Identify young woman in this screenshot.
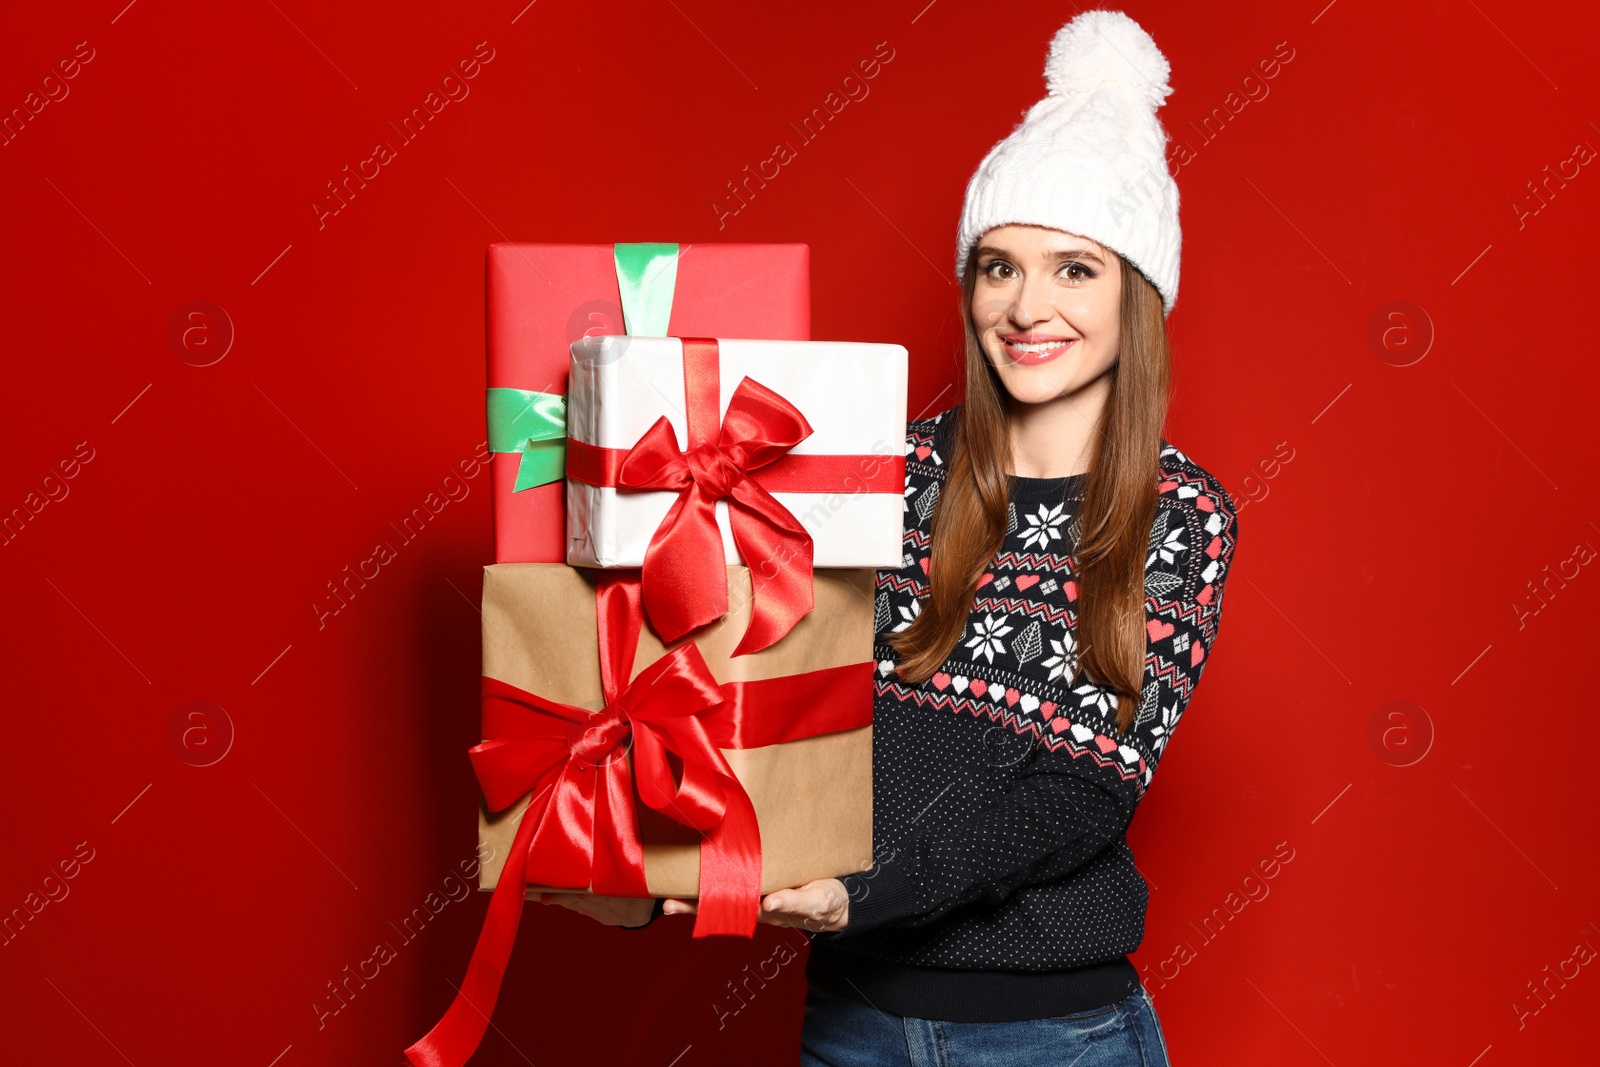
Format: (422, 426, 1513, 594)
(542, 11, 1236, 1066)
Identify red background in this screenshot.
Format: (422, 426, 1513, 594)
(4, 1, 1598, 1063)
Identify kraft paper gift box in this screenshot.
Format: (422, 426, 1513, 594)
(475, 562, 876, 900)
(487, 242, 811, 564)
(563, 334, 908, 570)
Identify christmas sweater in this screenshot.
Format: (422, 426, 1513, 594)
(805, 407, 1240, 1022)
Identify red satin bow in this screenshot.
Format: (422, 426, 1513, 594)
(479, 571, 761, 931)
(405, 574, 762, 1067)
(406, 562, 879, 1067)
(472, 649, 751, 905)
(616, 339, 817, 656)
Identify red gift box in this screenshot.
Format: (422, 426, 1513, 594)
(487, 242, 810, 562)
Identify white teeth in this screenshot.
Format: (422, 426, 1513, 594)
(1008, 339, 1074, 353)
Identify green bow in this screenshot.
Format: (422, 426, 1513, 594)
(487, 242, 679, 489)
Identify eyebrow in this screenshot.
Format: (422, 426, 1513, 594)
(975, 245, 1107, 268)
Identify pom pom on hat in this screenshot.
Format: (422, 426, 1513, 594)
(1045, 9, 1173, 109)
(955, 9, 1183, 312)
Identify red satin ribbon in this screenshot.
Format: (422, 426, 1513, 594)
(566, 337, 906, 656)
(565, 438, 905, 495)
(405, 572, 874, 1067)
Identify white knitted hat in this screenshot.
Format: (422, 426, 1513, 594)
(955, 9, 1181, 312)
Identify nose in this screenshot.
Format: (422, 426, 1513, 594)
(1009, 270, 1057, 330)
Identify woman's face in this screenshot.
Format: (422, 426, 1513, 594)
(969, 224, 1122, 408)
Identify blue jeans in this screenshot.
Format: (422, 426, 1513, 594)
(799, 983, 1172, 1066)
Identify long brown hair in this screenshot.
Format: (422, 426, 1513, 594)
(888, 244, 1171, 735)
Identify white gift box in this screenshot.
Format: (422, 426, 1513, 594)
(565, 335, 908, 569)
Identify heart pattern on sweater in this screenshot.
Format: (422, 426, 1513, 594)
(1147, 619, 1175, 641)
(915, 444, 932, 461)
(1015, 575, 1039, 590)
(952, 675, 970, 694)
(969, 679, 987, 698)
(931, 672, 952, 691)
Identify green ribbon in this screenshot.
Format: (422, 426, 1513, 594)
(487, 243, 680, 489)
(487, 387, 568, 490)
(613, 242, 679, 337)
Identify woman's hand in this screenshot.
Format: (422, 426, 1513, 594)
(661, 878, 849, 932)
(532, 891, 656, 928)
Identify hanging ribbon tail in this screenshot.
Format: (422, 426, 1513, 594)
(521, 759, 604, 889)
(725, 475, 816, 656)
(689, 776, 762, 938)
(404, 787, 543, 1067)
(518, 753, 652, 899)
(586, 752, 651, 897)
(716, 377, 815, 654)
(638, 490, 728, 642)
(619, 418, 729, 643)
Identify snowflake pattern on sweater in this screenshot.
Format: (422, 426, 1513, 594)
(818, 408, 1239, 973)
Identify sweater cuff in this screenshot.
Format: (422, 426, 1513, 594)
(837, 860, 920, 936)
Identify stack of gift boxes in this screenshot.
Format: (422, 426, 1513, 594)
(407, 243, 908, 1066)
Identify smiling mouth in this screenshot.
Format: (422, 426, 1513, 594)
(1000, 337, 1078, 365)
